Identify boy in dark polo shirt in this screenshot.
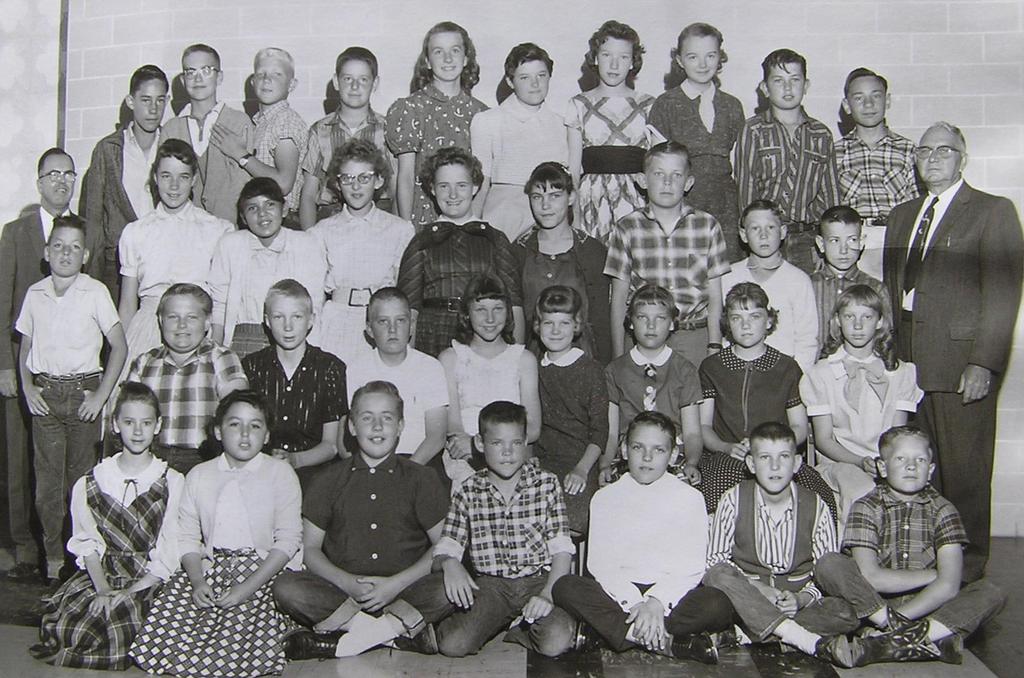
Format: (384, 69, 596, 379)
(273, 380, 450, 659)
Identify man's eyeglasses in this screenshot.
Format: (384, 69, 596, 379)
(914, 146, 961, 161)
(182, 65, 220, 80)
(38, 170, 77, 183)
(337, 172, 376, 186)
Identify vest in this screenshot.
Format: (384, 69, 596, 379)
(732, 479, 817, 592)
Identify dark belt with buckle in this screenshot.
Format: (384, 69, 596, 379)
(678, 318, 708, 331)
(422, 297, 462, 313)
(35, 371, 102, 385)
(785, 221, 817, 234)
(346, 287, 373, 307)
(864, 217, 888, 227)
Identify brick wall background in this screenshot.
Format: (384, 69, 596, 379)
(57, 0, 1024, 533)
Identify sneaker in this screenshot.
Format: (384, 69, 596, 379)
(283, 629, 342, 660)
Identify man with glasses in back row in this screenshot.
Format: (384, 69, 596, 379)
(883, 121, 1024, 584)
(0, 148, 102, 581)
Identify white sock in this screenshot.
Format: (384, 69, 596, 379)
(927, 619, 953, 642)
(774, 619, 821, 655)
(335, 613, 400, 657)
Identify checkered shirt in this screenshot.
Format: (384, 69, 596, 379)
(434, 461, 574, 578)
(253, 100, 309, 211)
(835, 130, 919, 221)
(604, 207, 729, 319)
(127, 339, 246, 449)
(300, 107, 391, 205)
(842, 484, 968, 571)
(736, 108, 840, 225)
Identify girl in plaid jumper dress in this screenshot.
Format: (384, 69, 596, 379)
(130, 391, 302, 677)
(31, 383, 184, 670)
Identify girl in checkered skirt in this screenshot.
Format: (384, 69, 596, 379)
(31, 383, 184, 670)
(130, 390, 303, 677)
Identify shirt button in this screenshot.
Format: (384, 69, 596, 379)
(903, 524, 910, 530)
(902, 552, 909, 560)
(282, 415, 289, 421)
(369, 468, 376, 474)
(546, 273, 553, 278)
(370, 493, 377, 500)
(285, 386, 292, 392)
(370, 523, 378, 530)
(371, 553, 378, 559)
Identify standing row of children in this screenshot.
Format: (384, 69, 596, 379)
(2, 13, 999, 678)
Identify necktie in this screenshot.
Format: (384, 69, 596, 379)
(902, 197, 939, 293)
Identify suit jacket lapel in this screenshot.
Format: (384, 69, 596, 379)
(28, 212, 45, 263)
(109, 132, 139, 222)
(923, 183, 971, 261)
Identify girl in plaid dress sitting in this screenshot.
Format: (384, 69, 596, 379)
(130, 390, 302, 677)
(31, 383, 184, 670)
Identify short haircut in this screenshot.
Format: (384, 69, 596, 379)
(326, 138, 390, 199)
(761, 48, 807, 81)
(586, 20, 645, 81)
(843, 67, 887, 97)
(504, 42, 553, 80)
(37, 147, 72, 175)
(643, 140, 690, 172)
(152, 138, 200, 178)
(749, 421, 797, 450)
(628, 284, 679, 321)
(924, 121, 968, 151)
(336, 46, 379, 79)
(351, 380, 405, 420)
(366, 286, 410, 322)
(625, 411, 676, 446)
(721, 282, 778, 340)
(524, 161, 574, 195)
(412, 21, 481, 93)
(478, 400, 527, 438)
(674, 23, 728, 75)
(264, 278, 313, 315)
(878, 425, 933, 460)
(535, 285, 583, 319)
(419, 146, 484, 196)
(254, 47, 295, 76)
(213, 389, 272, 430)
(237, 177, 285, 220)
(819, 205, 863, 230)
(129, 64, 169, 95)
(456, 274, 516, 345)
(741, 198, 784, 225)
(48, 214, 88, 242)
(157, 282, 212, 317)
(182, 43, 221, 68)
(113, 381, 162, 420)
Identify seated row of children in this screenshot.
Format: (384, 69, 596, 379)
(32, 366, 1005, 673)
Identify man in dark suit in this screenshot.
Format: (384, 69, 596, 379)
(883, 121, 1024, 582)
(0, 148, 101, 580)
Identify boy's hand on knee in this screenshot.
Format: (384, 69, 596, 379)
(441, 559, 478, 609)
(522, 594, 553, 623)
(627, 598, 666, 650)
(78, 390, 104, 422)
(774, 590, 799, 617)
(355, 575, 404, 612)
(22, 382, 49, 416)
(563, 469, 587, 495)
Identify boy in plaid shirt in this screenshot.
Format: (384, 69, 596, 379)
(429, 401, 575, 657)
(812, 426, 1006, 667)
(127, 283, 247, 474)
(605, 141, 730, 367)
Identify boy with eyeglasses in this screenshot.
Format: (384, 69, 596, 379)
(210, 47, 309, 228)
(162, 43, 254, 223)
(299, 47, 395, 228)
(309, 139, 414, 364)
(1, 148, 102, 582)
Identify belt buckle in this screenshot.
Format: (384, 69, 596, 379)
(446, 298, 461, 313)
(347, 288, 372, 307)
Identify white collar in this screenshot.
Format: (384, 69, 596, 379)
(216, 451, 265, 473)
(541, 347, 584, 367)
(926, 177, 964, 204)
(680, 79, 716, 101)
(629, 344, 673, 367)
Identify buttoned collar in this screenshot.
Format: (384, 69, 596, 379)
(878, 483, 940, 507)
(422, 83, 464, 103)
(630, 344, 673, 368)
(541, 347, 584, 367)
(719, 345, 780, 372)
(760, 105, 809, 128)
(817, 264, 867, 283)
(842, 127, 899, 147)
(216, 450, 265, 473)
(925, 177, 964, 203)
(125, 123, 160, 151)
(246, 225, 289, 253)
(348, 450, 400, 474)
(640, 205, 696, 233)
(755, 482, 797, 517)
(182, 100, 224, 122)
(156, 337, 217, 367)
(37, 272, 90, 300)
(153, 201, 197, 221)
(325, 107, 383, 132)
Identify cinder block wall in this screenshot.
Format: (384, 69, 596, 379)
(64, 0, 1024, 534)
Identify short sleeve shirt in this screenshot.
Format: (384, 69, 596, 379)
(303, 453, 448, 576)
(605, 346, 702, 440)
(242, 344, 348, 453)
(253, 100, 309, 212)
(843, 485, 968, 570)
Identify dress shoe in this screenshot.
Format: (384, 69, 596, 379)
(391, 622, 438, 655)
(283, 629, 343, 660)
(670, 631, 719, 664)
(815, 634, 855, 667)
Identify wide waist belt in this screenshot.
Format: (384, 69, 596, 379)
(582, 145, 645, 174)
(422, 297, 462, 313)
